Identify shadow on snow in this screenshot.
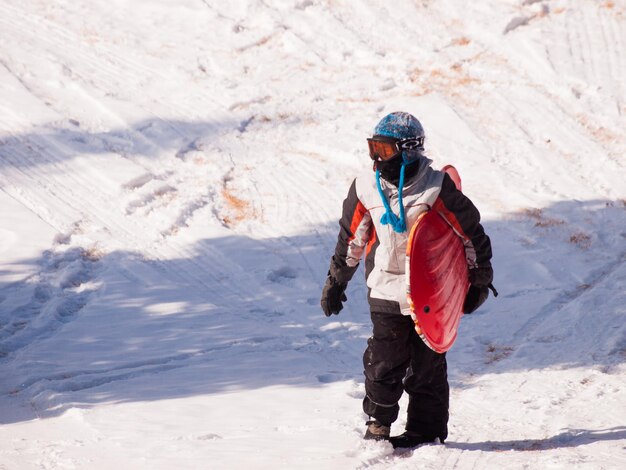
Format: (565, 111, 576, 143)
(445, 426, 626, 452)
(0, 181, 624, 427)
(0, 117, 247, 169)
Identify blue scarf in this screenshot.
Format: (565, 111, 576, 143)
(375, 155, 416, 233)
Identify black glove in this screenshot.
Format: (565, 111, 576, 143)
(321, 274, 347, 317)
(469, 266, 493, 287)
(463, 285, 489, 314)
(464, 266, 497, 314)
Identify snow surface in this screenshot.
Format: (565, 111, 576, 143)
(1, 0, 625, 468)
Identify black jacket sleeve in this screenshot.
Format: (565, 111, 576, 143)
(329, 179, 371, 284)
(437, 173, 493, 287)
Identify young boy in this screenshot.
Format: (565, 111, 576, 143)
(320, 112, 494, 448)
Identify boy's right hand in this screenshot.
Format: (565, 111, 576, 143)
(321, 274, 348, 316)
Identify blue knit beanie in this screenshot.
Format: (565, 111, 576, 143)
(373, 111, 425, 145)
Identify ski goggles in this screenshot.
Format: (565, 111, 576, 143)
(367, 136, 424, 161)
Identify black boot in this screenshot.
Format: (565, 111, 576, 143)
(389, 431, 443, 449)
(363, 420, 390, 441)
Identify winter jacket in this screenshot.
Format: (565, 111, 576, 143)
(329, 155, 492, 315)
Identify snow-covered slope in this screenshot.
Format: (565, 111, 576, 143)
(1, 0, 625, 468)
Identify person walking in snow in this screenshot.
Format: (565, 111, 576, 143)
(320, 112, 494, 448)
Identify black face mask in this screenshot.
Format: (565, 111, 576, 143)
(375, 153, 420, 186)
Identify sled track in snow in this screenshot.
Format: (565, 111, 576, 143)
(0, 156, 240, 304)
(511, 250, 626, 345)
(0, 2, 226, 116)
(0, 111, 252, 302)
(0, 4, 260, 303)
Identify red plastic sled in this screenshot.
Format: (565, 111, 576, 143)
(441, 164, 462, 191)
(405, 166, 469, 353)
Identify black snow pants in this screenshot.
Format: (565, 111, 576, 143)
(362, 310, 449, 440)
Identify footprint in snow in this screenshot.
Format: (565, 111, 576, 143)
(249, 307, 284, 318)
(0, 246, 99, 358)
(55, 294, 90, 323)
(267, 266, 298, 283)
(121, 173, 155, 190)
(316, 372, 352, 384)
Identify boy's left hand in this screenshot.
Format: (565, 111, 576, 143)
(463, 285, 489, 313)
